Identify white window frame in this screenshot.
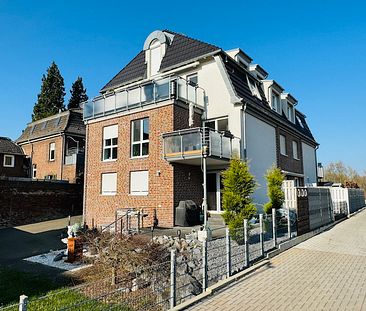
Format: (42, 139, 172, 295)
(280, 135, 287, 156)
(287, 104, 295, 123)
(131, 118, 149, 158)
(103, 125, 118, 162)
(271, 91, 280, 113)
(49, 142, 55, 161)
(3, 154, 15, 167)
(101, 172, 117, 196)
(293, 141, 299, 160)
(130, 171, 149, 196)
(204, 117, 229, 132)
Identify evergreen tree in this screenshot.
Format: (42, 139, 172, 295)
(264, 165, 285, 214)
(68, 77, 88, 109)
(221, 158, 257, 241)
(32, 62, 65, 121)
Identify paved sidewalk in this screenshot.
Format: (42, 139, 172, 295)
(189, 211, 366, 310)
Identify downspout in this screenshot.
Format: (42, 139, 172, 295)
(314, 144, 319, 185)
(60, 133, 65, 180)
(82, 123, 89, 226)
(241, 102, 247, 161)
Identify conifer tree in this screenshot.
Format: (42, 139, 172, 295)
(264, 165, 285, 214)
(32, 62, 65, 121)
(68, 77, 88, 109)
(221, 158, 257, 240)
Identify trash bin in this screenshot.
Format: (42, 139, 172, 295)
(175, 200, 201, 226)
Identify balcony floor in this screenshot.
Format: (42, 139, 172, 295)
(165, 156, 230, 167)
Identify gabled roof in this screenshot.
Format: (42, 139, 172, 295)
(16, 109, 85, 144)
(100, 30, 220, 92)
(0, 137, 24, 155)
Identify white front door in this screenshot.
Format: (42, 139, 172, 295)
(207, 172, 222, 213)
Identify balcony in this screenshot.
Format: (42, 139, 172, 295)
(83, 76, 205, 121)
(162, 127, 239, 166)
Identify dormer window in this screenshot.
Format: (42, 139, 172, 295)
(247, 76, 261, 99)
(271, 91, 280, 113)
(149, 39, 162, 76)
(287, 104, 295, 123)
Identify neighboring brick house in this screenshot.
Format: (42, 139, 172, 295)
(17, 109, 85, 183)
(0, 137, 29, 178)
(83, 30, 318, 228)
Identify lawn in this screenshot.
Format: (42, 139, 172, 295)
(0, 267, 130, 310)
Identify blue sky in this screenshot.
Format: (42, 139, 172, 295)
(0, 0, 365, 172)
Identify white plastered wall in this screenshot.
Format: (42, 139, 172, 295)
(246, 113, 277, 210)
(302, 142, 317, 184)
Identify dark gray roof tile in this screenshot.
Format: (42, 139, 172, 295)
(0, 137, 24, 155)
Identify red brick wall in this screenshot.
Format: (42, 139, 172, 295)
(84, 102, 204, 228)
(0, 179, 82, 227)
(21, 136, 78, 182)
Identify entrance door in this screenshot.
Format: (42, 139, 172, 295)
(207, 173, 222, 212)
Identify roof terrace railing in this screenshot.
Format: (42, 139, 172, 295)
(162, 127, 237, 161)
(83, 76, 205, 121)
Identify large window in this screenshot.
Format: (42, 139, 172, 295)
(292, 141, 299, 160)
(103, 125, 118, 161)
(131, 118, 149, 158)
(130, 171, 149, 196)
(287, 104, 295, 123)
(101, 172, 117, 195)
(3, 155, 14, 167)
(49, 142, 55, 161)
(280, 135, 287, 156)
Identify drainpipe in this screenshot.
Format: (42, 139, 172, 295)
(60, 133, 65, 180)
(82, 124, 89, 226)
(241, 102, 247, 161)
(315, 144, 319, 185)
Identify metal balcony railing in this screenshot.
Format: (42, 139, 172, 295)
(162, 127, 236, 161)
(83, 76, 205, 121)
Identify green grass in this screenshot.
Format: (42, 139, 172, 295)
(0, 267, 130, 311)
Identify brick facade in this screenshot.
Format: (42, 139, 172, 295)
(84, 102, 203, 228)
(20, 136, 81, 182)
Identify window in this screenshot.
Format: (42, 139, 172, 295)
(204, 117, 229, 132)
(103, 125, 118, 161)
(130, 171, 149, 196)
(150, 40, 161, 76)
(3, 155, 14, 167)
(271, 91, 280, 113)
(293, 141, 299, 160)
(131, 118, 149, 157)
(287, 104, 295, 123)
(247, 76, 261, 99)
(187, 74, 198, 103)
(280, 135, 287, 155)
(49, 142, 55, 161)
(101, 173, 117, 195)
(32, 164, 37, 178)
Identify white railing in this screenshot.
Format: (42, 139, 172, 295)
(83, 76, 205, 121)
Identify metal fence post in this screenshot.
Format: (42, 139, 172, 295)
(226, 227, 231, 278)
(287, 207, 291, 240)
(259, 214, 264, 257)
(170, 249, 177, 309)
(202, 238, 208, 291)
(19, 295, 28, 311)
(244, 219, 249, 268)
(272, 208, 277, 248)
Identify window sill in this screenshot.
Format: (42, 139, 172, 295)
(280, 153, 288, 157)
(130, 155, 149, 160)
(129, 193, 148, 196)
(3, 165, 15, 168)
(49, 159, 55, 162)
(101, 193, 117, 196)
(102, 159, 118, 163)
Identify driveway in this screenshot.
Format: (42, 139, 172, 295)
(189, 210, 366, 310)
(0, 216, 82, 277)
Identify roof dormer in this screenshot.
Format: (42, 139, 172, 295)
(226, 48, 252, 69)
(249, 64, 268, 80)
(281, 93, 297, 123)
(262, 80, 284, 114)
(143, 30, 174, 78)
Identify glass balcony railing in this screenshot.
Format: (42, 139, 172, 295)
(163, 127, 237, 161)
(83, 76, 205, 121)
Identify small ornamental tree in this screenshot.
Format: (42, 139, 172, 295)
(32, 62, 65, 121)
(221, 158, 257, 241)
(264, 165, 285, 214)
(68, 77, 88, 109)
